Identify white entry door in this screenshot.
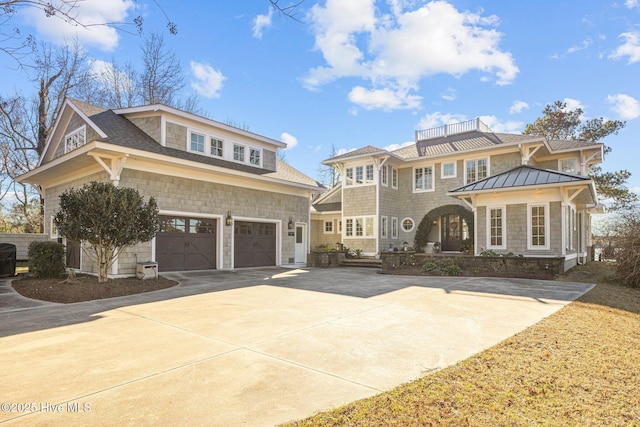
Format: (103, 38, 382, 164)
(294, 224, 306, 264)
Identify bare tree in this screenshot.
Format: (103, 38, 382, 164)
(0, 0, 177, 65)
(139, 32, 184, 106)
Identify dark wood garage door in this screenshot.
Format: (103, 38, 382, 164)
(156, 216, 216, 272)
(234, 221, 276, 268)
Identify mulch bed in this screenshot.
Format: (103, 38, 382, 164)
(12, 274, 178, 304)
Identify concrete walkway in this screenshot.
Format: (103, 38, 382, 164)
(0, 268, 593, 426)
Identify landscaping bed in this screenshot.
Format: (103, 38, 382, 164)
(12, 274, 178, 304)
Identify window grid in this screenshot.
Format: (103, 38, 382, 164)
(190, 132, 205, 153)
(234, 144, 245, 162)
(381, 165, 388, 186)
(211, 138, 223, 157)
(466, 158, 488, 184)
(324, 221, 333, 233)
(392, 168, 398, 189)
(414, 166, 434, 191)
(391, 217, 398, 239)
(381, 216, 388, 238)
(345, 219, 353, 237)
(250, 148, 261, 166)
(490, 208, 503, 247)
(531, 205, 546, 246)
(355, 166, 363, 184)
(365, 165, 374, 183)
(65, 126, 87, 152)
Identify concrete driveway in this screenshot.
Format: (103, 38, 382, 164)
(0, 268, 593, 426)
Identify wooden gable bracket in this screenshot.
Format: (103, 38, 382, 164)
(561, 186, 586, 204)
(459, 195, 476, 210)
(88, 153, 129, 186)
(519, 143, 543, 165)
(580, 150, 600, 175)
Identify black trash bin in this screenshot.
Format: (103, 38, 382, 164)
(0, 243, 17, 277)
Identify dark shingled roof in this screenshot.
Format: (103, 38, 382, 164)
(449, 165, 591, 193)
(68, 99, 319, 187)
(313, 202, 342, 212)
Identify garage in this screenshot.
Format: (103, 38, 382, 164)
(156, 216, 217, 272)
(234, 221, 277, 268)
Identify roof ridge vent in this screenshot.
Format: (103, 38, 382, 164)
(415, 118, 492, 141)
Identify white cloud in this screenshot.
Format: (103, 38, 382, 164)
(348, 86, 421, 110)
(22, 0, 135, 51)
(416, 112, 523, 133)
(335, 148, 357, 156)
(509, 100, 529, 114)
(611, 31, 640, 63)
(563, 97, 585, 112)
(478, 115, 524, 133)
(383, 140, 414, 151)
(607, 94, 640, 120)
(304, 0, 518, 111)
(626, 0, 639, 8)
(88, 59, 136, 94)
(417, 112, 468, 130)
(631, 186, 640, 194)
(252, 8, 273, 39)
(567, 38, 592, 54)
(190, 61, 226, 98)
(280, 132, 299, 149)
(441, 88, 456, 101)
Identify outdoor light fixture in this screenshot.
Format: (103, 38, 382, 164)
(225, 211, 232, 226)
(288, 217, 294, 230)
(402, 241, 409, 251)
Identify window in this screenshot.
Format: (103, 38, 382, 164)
(65, 126, 86, 152)
(442, 161, 456, 178)
(414, 166, 434, 192)
(345, 168, 353, 185)
(392, 168, 398, 189)
(381, 165, 388, 186)
(466, 158, 488, 184)
(366, 165, 374, 183)
(355, 166, 363, 184)
(344, 216, 375, 238)
(401, 218, 414, 232)
(190, 132, 205, 153)
(528, 204, 549, 249)
(381, 216, 388, 238)
(487, 207, 506, 249)
(324, 220, 333, 234)
(250, 148, 261, 166)
(345, 219, 354, 237)
(50, 216, 58, 238)
(338, 220, 342, 233)
(566, 206, 576, 250)
(211, 138, 223, 157)
(365, 217, 374, 237)
(391, 217, 398, 239)
(233, 144, 245, 162)
(560, 158, 577, 174)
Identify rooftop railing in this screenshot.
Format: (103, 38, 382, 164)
(415, 118, 491, 141)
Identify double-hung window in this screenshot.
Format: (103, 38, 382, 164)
(190, 132, 205, 153)
(381, 165, 388, 186)
(345, 219, 354, 237)
(487, 207, 506, 249)
(345, 168, 353, 185)
(250, 148, 261, 166)
(324, 221, 333, 234)
(391, 168, 398, 189)
(528, 204, 549, 250)
(466, 158, 488, 184)
(391, 217, 398, 239)
(365, 165, 374, 183)
(560, 158, 577, 174)
(414, 166, 434, 192)
(355, 166, 364, 184)
(234, 144, 245, 162)
(211, 138, 223, 157)
(442, 161, 456, 178)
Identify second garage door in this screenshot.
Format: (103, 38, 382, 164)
(234, 221, 277, 268)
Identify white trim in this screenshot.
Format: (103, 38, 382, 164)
(413, 165, 435, 193)
(323, 220, 334, 234)
(486, 205, 507, 250)
(64, 125, 87, 154)
(401, 217, 415, 233)
(294, 222, 307, 264)
(527, 203, 550, 250)
(343, 216, 375, 238)
(441, 161, 457, 179)
(558, 157, 578, 174)
(381, 164, 388, 186)
(463, 157, 490, 185)
(380, 215, 388, 238)
(391, 216, 398, 239)
(391, 167, 398, 189)
(50, 216, 58, 239)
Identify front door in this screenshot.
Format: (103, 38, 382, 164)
(294, 224, 306, 264)
(441, 214, 462, 251)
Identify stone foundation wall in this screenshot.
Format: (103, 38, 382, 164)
(381, 252, 567, 274)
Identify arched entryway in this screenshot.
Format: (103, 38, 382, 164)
(414, 204, 474, 252)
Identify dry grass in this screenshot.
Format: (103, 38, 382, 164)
(285, 262, 640, 426)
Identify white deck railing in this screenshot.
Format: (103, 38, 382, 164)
(415, 118, 491, 141)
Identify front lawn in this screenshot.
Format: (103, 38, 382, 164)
(285, 262, 640, 426)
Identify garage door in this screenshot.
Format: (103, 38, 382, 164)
(234, 221, 277, 268)
(156, 216, 217, 272)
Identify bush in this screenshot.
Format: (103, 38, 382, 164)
(614, 210, 640, 288)
(443, 264, 462, 276)
(422, 261, 438, 273)
(28, 241, 65, 278)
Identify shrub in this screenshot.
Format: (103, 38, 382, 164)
(28, 241, 65, 278)
(614, 209, 640, 288)
(443, 264, 462, 276)
(422, 261, 438, 273)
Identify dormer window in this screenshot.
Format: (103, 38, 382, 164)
(233, 144, 245, 162)
(190, 132, 205, 153)
(250, 148, 261, 166)
(65, 126, 86, 153)
(211, 138, 223, 157)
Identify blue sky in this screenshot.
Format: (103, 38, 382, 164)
(3, 0, 640, 193)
